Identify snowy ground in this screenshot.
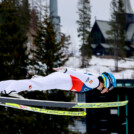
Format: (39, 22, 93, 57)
(65, 56, 134, 79)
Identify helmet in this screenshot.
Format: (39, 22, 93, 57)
(100, 72, 116, 91)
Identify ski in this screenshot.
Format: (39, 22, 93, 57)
(0, 96, 128, 108)
(0, 102, 86, 116)
(73, 100, 128, 108)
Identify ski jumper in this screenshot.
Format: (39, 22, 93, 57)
(0, 69, 99, 93)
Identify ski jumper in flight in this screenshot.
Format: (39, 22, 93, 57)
(0, 68, 116, 98)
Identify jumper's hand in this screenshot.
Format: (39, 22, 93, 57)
(53, 67, 67, 73)
(101, 88, 109, 94)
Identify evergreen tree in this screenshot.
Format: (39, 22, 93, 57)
(0, 1, 34, 133)
(31, 8, 69, 75)
(107, 0, 126, 71)
(77, 0, 92, 68)
(0, 1, 76, 133)
(30, 8, 39, 31)
(28, 7, 76, 133)
(19, 0, 31, 33)
(0, 0, 28, 80)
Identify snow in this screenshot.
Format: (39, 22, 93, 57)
(65, 56, 134, 79)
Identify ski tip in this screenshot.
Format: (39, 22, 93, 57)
(70, 111, 86, 117)
(124, 100, 129, 105)
(72, 100, 129, 109)
(77, 111, 87, 116)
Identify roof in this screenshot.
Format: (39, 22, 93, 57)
(122, 0, 134, 14)
(95, 20, 134, 42)
(95, 20, 112, 39)
(101, 43, 114, 49)
(91, 43, 132, 51)
(91, 43, 113, 49)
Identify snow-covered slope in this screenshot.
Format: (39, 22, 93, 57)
(65, 56, 134, 79)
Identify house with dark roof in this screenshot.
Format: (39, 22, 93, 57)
(91, 0, 134, 57)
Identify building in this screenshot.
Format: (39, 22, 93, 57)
(91, 0, 134, 57)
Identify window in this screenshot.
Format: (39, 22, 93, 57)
(116, 83, 123, 87)
(125, 83, 132, 87)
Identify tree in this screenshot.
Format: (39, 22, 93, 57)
(0, 0, 34, 133)
(0, 1, 76, 133)
(107, 0, 126, 71)
(19, 0, 31, 33)
(77, 0, 92, 68)
(28, 7, 76, 133)
(0, 0, 28, 80)
(30, 8, 39, 31)
(31, 8, 69, 75)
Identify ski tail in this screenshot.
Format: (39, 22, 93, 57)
(0, 102, 86, 116)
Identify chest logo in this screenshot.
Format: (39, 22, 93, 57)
(89, 80, 93, 84)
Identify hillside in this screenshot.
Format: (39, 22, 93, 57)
(65, 56, 134, 79)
